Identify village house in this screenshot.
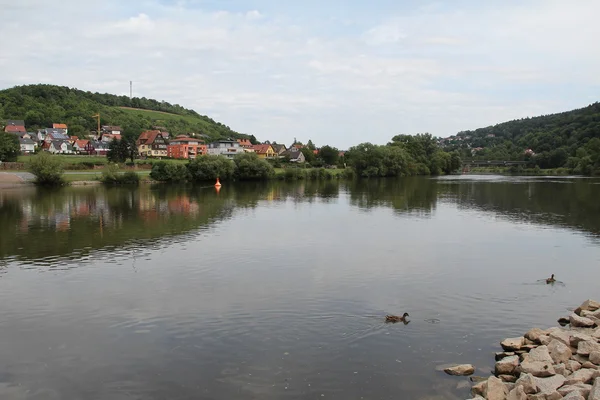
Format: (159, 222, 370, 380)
(52, 123, 68, 133)
(237, 138, 253, 148)
(249, 144, 276, 159)
(83, 141, 109, 156)
(207, 139, 245, 159)
(4, 120, 26, 134)
(282, 149, 305, 163)
(167, 135, 207, 159)
(19, 137, 36, 153)
(271, 144, 287, 156)
(49, 140, 74, 154)
(101, 134, 121, 143)
(44, 128, 69, 142)
(101, 125, 122, 135)
(137, 130, 168, 158)
(73, 139, 90, 154)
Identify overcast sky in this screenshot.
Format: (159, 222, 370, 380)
(2, 0, 599, 148)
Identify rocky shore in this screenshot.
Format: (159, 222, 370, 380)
(447, 299, 600, 400)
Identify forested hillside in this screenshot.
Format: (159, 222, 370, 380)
(442, 102, 600, 173)
(0, 84, 247, 141)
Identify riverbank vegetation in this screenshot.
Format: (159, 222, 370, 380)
(28, 152, 65, 186)
(0, 132, 20, 162)
(100, 164, 140, 185)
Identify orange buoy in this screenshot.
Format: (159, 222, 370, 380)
(215, 177, 222, 187)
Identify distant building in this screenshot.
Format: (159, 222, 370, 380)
(53, 123, 68, 134)
(237, 138, 253, 148)
(101, 125, 122, 135)
(73, 139, 90, 154)
(167, 135, 207, 159)
(44, 130, 69, 142)
(524, 148, 536, 156)
(101, 134, 121, 143)
(487, 134, 496, 138)
(48, 140, 74, 154)
(207, 139, 245, 159)
(271, 144, 287, 156)
(249, 144, 276, 159)
(4, 120, 26, 133)
(19, 138, 36, 153)
(282, 149, 305, 163)
(137, 130, 168, 158)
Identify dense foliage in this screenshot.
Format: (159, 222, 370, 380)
(28, 152, 65, 185)
(345, 134, 461, 178)
(443, 102, 600, 174)
(233, 153, 274, 180)
(107, 138, 138, 163)
(0, 132, 20, 162)
(0, 84, 248, 141)
(101, 164, 140, 185)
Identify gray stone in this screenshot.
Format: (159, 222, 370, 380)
(472, 380, 487, 397)
(500, 375, 518, 383)
(531, 374, 566, 395)
(562, 392, 585, 400)
(507, 385, 527, 400)
(444, 364, 475, 376)
(515, 373, 539, 395)
(540, 335, 552, 346)
(578, 340, 600, 356)
(497, 351, 517, 361)
(564, 368, 596, 385)
(570, 313, 596, 328)
(526, 328, 548, 344)
(528, 346, 554, 363)
(571, 355, 589, 364)
(502, 337, 526, 351)
(581, 309, 600, 319)
(566, 360, 582, 373)
(548, 339, 573, 364)
(485, 376, 509, 400)
(570, 332, 595, 348)
(575, 299, 600, 315)
(591, 377, 600, 400)
(590, 351, 600, 365)
(558, 383, 592, 398)
(550, 330, 572, 347)
(521, 360, 556, 377)
(554, 363, 567, 376)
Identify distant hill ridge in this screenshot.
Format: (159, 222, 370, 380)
(0, 84, 248, 141)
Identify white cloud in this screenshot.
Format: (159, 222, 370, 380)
(1, 0, 599, 148)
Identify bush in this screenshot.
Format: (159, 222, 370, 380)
(119, 171, 140, 184)
(284, 168, 306, 180)
(187, 155, 234, 182)
(101, 164, 140, 184)
(233, 153, 275, 180)
(28, 152, 65, 186)
(0, 133, 20, 162)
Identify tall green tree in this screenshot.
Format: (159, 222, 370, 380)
(107, 138, 129, 163)
(0, 133, 20, 162)
(319, 145, 339, 165)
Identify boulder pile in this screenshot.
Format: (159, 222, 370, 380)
(466, 299, 600, 400)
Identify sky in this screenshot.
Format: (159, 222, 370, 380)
(1, 0, 599, 149)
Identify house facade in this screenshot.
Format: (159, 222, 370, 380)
(237, 138, 253, 148)
(282, 149, 305, 163)
(250, 144, 276, 159)
(19, 138, 36, 153)
(137, 130, 168, 158)
(167, 135, 207, 159)
(272, 144, 287, 156)
(73, 139, 90, 154)
(49, 140, 74, 154)
(207, 140, 245, 159)
(53, 123, 68, 134)
(101, 125, 122, 135)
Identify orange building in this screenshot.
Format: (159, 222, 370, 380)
(167, 135, 207, 159)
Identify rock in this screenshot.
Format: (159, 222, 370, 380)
(507, 385, 527, 400)
(497, 352, 517, 361)
(496, 356, 521, 375)
(558, 383, 592, 398)
(500, 375, 518, 383)
(526, 328, 548, 344)
(575, 299, 600, 315)
(529, 346, 556, 363)
(558, 317, 571, 326)
(545, 391, 563, 400)
(581, 309, 600, 319)
(566, 360, 582, 373)
(570, 313, 596, 328)
(472, 380, 488, 397)
(570, 332, 595, 348)
(540, 335, 552, 346)
(471, 376, 489, 383)
(548, 339, 573, 364)
(502, 337, 526, 351)
(554, 364, 567, 376)
(572, 355, 589, 364)
(590, 352, 600, 365)
(582, 361, 598, 369)
(515, 373, 539, 395)
(564, 368, 596, 385)
(593, 328, 600, 340)
(578, 340, 600, 356)
(520, 360, 556, 377)
(444, 364, 475, 376)
(591, 377, 600, 400)
(532, 374, 566, 395)
(562, 392, 585, 400)
(550, 330, 572, 347)
(486, 376, 509, 400)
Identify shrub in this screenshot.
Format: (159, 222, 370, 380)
(187, 155, 234, 182)
(28, 152, 65, 186)
(233, 153, 275, 180)
(284, 168, 306, 180)
(101, 164, 140, 184)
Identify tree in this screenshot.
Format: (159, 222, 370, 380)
(28, 152, 65, 185)
(319, 145, 339, 166)
(249, 135, 259, 145)
(300, 147, 315, 164)
(233, 152, 275, 180)
(306, 140, 316, 150)
(107, 138, 129, 163)
(0, 133, 20, 162)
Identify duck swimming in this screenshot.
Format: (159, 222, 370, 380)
(546, 274, 556, 284)
(385, 312, 409, 323)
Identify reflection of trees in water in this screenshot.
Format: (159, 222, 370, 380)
(437, 178, 600, 236)
(345, 177, 438, 217)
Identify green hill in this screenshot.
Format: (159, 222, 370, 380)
(0, 84, 251, 141)
(441, 102, 600, 173)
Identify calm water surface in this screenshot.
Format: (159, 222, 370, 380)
(1, 176, 600, 400)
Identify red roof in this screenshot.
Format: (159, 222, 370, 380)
(250, 144, 272, 154)
(238, 139, 252, 147)
(75, 139, 89, 148)
(53, 123, 68, 129)
(5, 125, 26, 133)
(137, 130, 162, 145)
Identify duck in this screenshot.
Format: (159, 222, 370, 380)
(546, 274, 556, 284)
(385, 312, 409, 323)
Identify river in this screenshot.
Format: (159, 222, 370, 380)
(1, 176, 599, 399)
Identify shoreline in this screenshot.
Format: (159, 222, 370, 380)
(444, 299, 600, 399)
